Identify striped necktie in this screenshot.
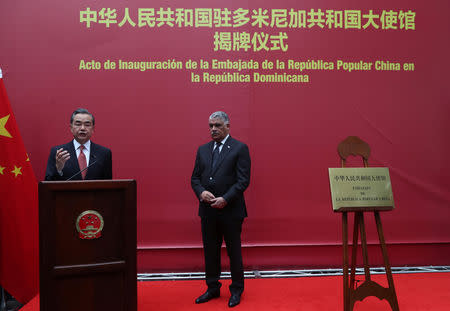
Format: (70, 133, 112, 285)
(78, 145, 87, 179)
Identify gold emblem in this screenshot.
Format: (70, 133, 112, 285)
(76, 210, 104, 239)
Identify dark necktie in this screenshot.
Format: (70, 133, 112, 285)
(211, 142, 222, 169)
(78, 145, 87, 179)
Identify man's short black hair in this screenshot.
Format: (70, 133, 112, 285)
(70, 108, 95, 125)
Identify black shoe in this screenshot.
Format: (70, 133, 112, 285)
(195, 290, 220, 304)
(228, 294, 241, 308)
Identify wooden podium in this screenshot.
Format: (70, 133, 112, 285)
(39, 180, 137, 311)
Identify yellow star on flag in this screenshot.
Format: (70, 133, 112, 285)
(0, 114, 13, 138)
(11, 165, 22, 177)
(0, 165, 5, 175)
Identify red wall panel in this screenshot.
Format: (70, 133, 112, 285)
(1, 0, 449, 271)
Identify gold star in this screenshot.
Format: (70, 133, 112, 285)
(0, 165, 5, 175)
(0, 114, 13, 138)
(11, 166, 22, 177)
(26, 153, 30, 161)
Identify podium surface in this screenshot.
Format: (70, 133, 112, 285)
(39, 180, 137, 311)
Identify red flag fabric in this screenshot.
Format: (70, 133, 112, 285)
(0, 77, 38, 303)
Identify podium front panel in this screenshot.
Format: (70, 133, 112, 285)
(39, 180, 137, 311)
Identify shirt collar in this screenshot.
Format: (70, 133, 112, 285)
(217, 134, 229, 146)
(73, 139, 91, 152)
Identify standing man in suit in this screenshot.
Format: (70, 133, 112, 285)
(191, 111, 251, 308)
(45, 108, 112, 181)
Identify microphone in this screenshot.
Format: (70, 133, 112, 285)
(67, 154, 98, 181)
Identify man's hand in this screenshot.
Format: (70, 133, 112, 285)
(210, 197, 227, 209)
(200, 191, 215, 204)
(55, 148, 70, 172)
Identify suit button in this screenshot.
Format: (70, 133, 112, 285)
(209, 177, 213, 180)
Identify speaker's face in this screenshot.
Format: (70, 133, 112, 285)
(70, 113, 94, 144)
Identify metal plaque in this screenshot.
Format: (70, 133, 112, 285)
(328, 167, 394, 211)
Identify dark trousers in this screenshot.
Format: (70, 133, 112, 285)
(201, 216, 244, 295)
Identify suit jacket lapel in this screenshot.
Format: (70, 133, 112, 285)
(63, 141, 81, 179)
(206, 141, 214, 174)
(67, 141, 79, 172)
(85, 142, 94, 179)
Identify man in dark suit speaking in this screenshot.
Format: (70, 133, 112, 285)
(191, 111, 251, 308)
(45, 108, 112, 181)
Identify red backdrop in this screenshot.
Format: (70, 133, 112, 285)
(1, 0, 449, 273)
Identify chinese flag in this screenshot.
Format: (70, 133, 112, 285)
(0, 77, 38, 303)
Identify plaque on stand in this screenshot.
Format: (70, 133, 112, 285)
(330, 136, 399, 311)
